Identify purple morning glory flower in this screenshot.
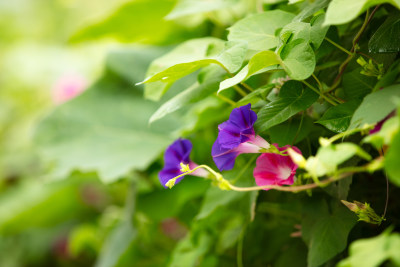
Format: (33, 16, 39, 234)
(159, 138, 207, 188)
(212, 104, 270, 171)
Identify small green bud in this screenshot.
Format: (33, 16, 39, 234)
(341, 200, 384, 225)
(319, 137, 330, 147)
(287, 148, 306, 168)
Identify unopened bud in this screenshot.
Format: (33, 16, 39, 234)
(287, 148, 306, 168)
(319, 137, 330, 147)
(341, 200, 384, 225)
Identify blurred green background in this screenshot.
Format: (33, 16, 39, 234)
(0, 0, 254, 266)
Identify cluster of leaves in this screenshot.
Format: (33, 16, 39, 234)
(2, 0, 400, 267)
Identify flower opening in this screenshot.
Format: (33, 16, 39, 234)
(159, 138, 207, 188)
(253, 144, 302, 190)
(212, 104, 270, 171)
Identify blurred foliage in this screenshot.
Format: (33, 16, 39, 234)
(1, 0, 400, 267)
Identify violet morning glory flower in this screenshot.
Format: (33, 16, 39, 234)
(253, 144, 302, 190)
(159, 138, 207, 188)
(212, 104, 270, 171)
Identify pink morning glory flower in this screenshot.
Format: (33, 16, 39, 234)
(253, 144, 302, 190)
(159, 138, 207, 188)
(52, 73, 87, 104)
(212, 104, 270, 171)
(369, 111, 396, 134)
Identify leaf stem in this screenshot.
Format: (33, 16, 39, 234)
(330, 5, 380, 91)
(302, 80, 338, 106)
(324, 37, 353, 56)
(240, 82, 254, 92)
(214, 93, 237, 107)
(234, 85, 247, 97)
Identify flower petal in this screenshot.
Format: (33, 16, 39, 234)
(228, 103, 257, 130)
(164, 138, 192, 166)
(159, 168, 183, 188)
(253, 145, 301, 190)
(212, 141, 240, 171)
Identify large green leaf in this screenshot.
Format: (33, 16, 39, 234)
(349, 84, 400, 129)
(293, 0, 330, 21)
(218, 50, 280, 92)
(279, 38, 316, 80)
(384, 113, 400, 186)
(281, 14, 328, 49)
(338, 230, 400, 267)
(268, 116, 313, 146)
(228, 10, 295, 51)
(255, 81, 318, 132)
(70, 0, 195, 44)
(35, 78, 180, 183)
(342, 68, 376, 100)
(150, 66, 226, 123)
(141, 38, 246, 101)
(106, 47, 168, 85)
(302, 199, 357, 267)
(324, 0, 400, 26)
(168, 231, 213, 267)
(316, 101, 361, 133)
(309, 143, 371, 176)
(369, 13, 400, 53)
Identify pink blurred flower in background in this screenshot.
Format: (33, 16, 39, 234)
(52, 73, 87, 104)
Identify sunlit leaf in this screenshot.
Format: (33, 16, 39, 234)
(228, 10, 295, 51)
(255, 81, 318, 132)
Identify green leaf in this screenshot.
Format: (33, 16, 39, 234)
(70, 0, 187, 44)
(307, 143, 371, 176)
(310, 14, 330, 49)
(279, 38, 316, 80)
(35, 78, 180, 183)
(280, 14, 328, 49)
(168, 231, 213, 267)
(302, 200, 357, 267)
(342, 68, 376, 100)
(349, 84, 400, 129)
(166, 0, 239, 19)
(237, 84, 275, 105)
(141, 38, 247, 101)
(268, 116, 313, 146)
(338, 230, 400, 267)
(316, 101, 361, 133)
(218, 50, 280, 92)
(106, 47, 168, 85)
(369, 13, 400, 53)
(384, 114, 400, 186)
(195, 187, 245, 220)
(279, 22, 311, 45)
(363, 116, 399, 149)
(324, 0, 400, 26)
(95, 186, 136, 267)
(228, 10, 295, 51)
(150, 66, 226, 123)
(293, 0, 330, 21)
(255, 81, 318, 132)
(137, 178, 209, 222)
